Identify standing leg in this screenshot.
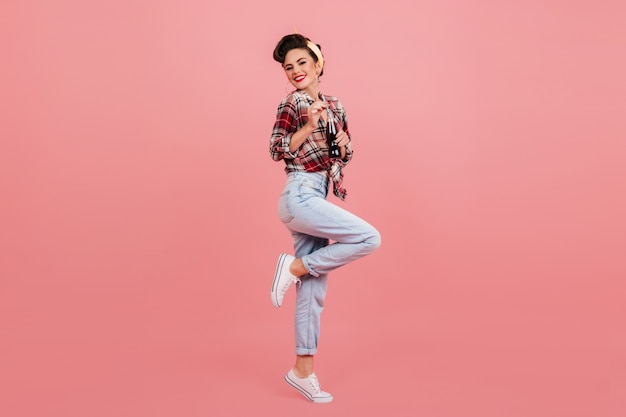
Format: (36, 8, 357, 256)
(284, 231, 333, 403)
(290, 231, 328, 360)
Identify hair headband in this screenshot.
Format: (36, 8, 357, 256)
(306, 40, 324, 70)
(294, 28, 324, 69)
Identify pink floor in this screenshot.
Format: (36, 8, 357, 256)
(2, 1, 625, 416)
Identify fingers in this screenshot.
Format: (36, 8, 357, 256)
(335, 130, 351, 147)
(309, 102, 328, 115)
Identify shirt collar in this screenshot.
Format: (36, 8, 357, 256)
(295, 90, 338, 104)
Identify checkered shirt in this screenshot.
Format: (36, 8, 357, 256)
(269, 90, 353, 200)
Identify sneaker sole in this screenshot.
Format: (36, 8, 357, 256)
(271, 253, 290, 308)
(284, 374, 334, 403)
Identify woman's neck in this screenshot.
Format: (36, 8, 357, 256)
(301, 86, 321, 101)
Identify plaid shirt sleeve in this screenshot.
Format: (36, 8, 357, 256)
(269, 95, 300, 161)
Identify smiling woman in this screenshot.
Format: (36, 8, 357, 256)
(268, 33, 382, 404)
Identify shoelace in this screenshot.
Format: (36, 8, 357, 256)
(280, 277, 301, 298)
(307, 373, 322, 394)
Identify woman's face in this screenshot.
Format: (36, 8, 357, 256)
(283, 48, 321, 92)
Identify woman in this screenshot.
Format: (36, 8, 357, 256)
(269, 33, 381, 403)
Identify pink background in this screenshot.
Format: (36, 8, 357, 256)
(1, 1, 625, 416)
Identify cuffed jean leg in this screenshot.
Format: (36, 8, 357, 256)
(292, 233, 328, 355)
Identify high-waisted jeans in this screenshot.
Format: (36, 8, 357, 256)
(278, 171, 381, 355)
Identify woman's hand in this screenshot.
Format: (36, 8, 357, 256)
(307, 101, 328, 128)
(335, 130, 350, 147)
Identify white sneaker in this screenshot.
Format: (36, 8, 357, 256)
(285, 369, 333, 403)
(271, 253, 300, 308)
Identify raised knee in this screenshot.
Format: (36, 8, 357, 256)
(365, 229, 381, 253)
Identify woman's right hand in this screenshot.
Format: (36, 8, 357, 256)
(307, 101, 328, 128)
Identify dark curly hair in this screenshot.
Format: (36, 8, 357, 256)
(273, 34, 324, 76)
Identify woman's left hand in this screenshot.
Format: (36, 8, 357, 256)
(335, 130, 350, 147)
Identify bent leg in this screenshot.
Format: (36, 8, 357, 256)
(289, 196, 381, 277)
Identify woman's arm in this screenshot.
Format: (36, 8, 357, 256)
(270, 96, 329, 160)
(287, 99, 330, 152)
(269, 97, 299, 161)
(287, 124, 315, 153)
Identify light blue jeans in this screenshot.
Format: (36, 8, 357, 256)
(278, 171, 381, 355)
